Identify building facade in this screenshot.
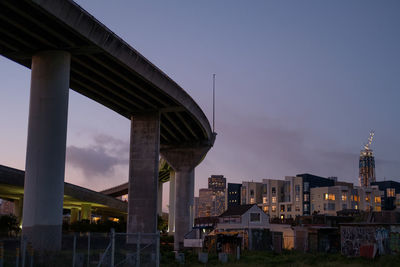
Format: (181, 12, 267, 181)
(241, 181, 263, 205)
(371, 181, 400, 210)
(227, 183, 242, 208)
(359, 149, 376, 187)
(196, 175, 227, 218)
(208, 175, 226, 216)
(310, 185, 383, 215)
(260, 174, 336, 219)
(197, 189, 214, 217)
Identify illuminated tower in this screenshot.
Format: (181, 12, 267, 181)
(359, 132, 376, 187)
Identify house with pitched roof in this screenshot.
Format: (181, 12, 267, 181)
(216, 204, 269, 231)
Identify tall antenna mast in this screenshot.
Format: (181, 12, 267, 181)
(213, 74, 216, 133)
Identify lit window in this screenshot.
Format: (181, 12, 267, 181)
(374, 196, 381, 203)
(324, 194, 335, 201)
(263, 197, 267, 204)
(271, 206, 276, 212)
(341, 193, 347, 201)
(263, 206, 269, 212)
(272, 197, 277, 204)
(387, 188, 395, 197)
(250, 198, 255, 204)
(304, 194, 310, 201)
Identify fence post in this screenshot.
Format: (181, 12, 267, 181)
(15, 247, 19, 267)
(72, 234, 77, 267)
(87, 232, 90, 267)
(0, 241, 4, 267)
(28, 243, 33, 267)
(136, 233, 140, 267)
(156, 232, 160, 267)
(21, 237, 26, 267)
(110, 229, 115, 267)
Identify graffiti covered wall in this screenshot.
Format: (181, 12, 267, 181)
(341, 225, 399, 257)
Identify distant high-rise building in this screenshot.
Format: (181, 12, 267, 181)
(208, 175, 226, 216)
(198, 189, 213, 217)
(196, 175, 227, 218)
(208, 175, 226, 192)
(227, 183, 242, 208)
(359, 132, 376, 187)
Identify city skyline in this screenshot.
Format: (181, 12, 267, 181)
(1, 0, 400, 212)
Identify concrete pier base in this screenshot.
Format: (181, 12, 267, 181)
(22, 50, 70, 251)
(128, 112, 160, 235)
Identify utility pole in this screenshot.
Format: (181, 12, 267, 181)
(213, 74, 216, 133)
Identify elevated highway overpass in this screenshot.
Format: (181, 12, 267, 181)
(0, 0, 215, 251)
(0, 165, 127, 221)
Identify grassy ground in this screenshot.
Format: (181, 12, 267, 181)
(160, 250, 400, 267)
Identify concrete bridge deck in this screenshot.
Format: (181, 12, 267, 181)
(0, 0, 214, 147)
(0, 164, 127, 216)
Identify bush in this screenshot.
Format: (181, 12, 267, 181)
(0, 214, 20, 237)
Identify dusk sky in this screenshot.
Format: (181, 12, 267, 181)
(1, 0, 400, 211)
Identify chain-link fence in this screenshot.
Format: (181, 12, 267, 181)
(0, 230, 160, 267)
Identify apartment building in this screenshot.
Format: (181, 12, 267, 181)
(260, 174, 335, 219)
(371, 180, 400, 210)
(310, 185, 383, 215)
(241, 181, 263, 205)
(261, 176, 304, 220)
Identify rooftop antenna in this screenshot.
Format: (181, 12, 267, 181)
(213, 74, 216, 133)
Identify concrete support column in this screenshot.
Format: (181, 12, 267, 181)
(168, 171, 175, 234)
(161, 146, 211, 251)
(157, 182, 163, 216)
(128, 112, 160, 234)
(70, 208, 79, 223)
(174, 168, 194, 250)
(81, 204, 92, 221)
(22, 51, 70, 251)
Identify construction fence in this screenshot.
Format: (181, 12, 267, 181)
(0, 230, 159, 267)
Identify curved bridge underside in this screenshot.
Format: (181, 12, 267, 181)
(0, 0, 214, 148)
